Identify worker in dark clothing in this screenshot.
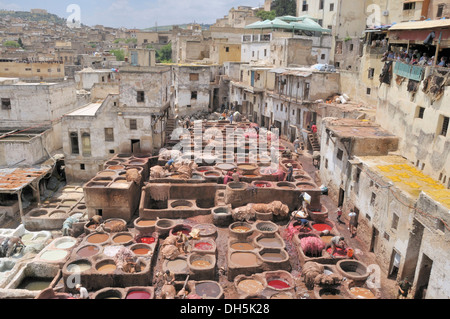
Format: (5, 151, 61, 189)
(397, 277, 412, 299)
(286, 163, 294, 182)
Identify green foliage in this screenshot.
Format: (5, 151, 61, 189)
(256, 10, 277, 21)
(3, 40, 20, 48)
(17, 38, 24, 48)
(0, 10, 67, 25)
(271, 0, 297, 17)
(156, 43, 172, 63)
(110, 49, 125, 61)
(125, 38, 137, 44)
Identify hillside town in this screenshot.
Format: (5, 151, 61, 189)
(0, 1, 448, 301)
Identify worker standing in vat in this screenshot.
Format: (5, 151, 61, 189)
(397, 277, 412, 299)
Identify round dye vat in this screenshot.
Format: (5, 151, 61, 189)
(77, 245, 100, 257)
(126, 291, 151, 299)
(87, 233, 109, 244)
(312, 223, 333, 232)
(350, 287, 375, 299)
(55, 239, 76, 249)
(67, 261, 91, 273)
(40, 250, 68, 261)
(230, 252, 258, 266)
(113, 234, 133, 244)
(238, 279, 264, 295)
(97, 171, 116, 177)
(133, 248, 150, 255)
(194, 242, 213, 251)
(104, 220, 125, 230)
(320, 288, 345, 299)
(191, 260, 212, 268)
(267, 279, 290, 289)
(195, 282, 221, 298)
(230, 242, 254, 250)
(166, 259, 188, 272)
(137, 236, 155, 244)
(97, 263, 117, 274)
(257, 237, 283, 248)
(232, 226, 251, 233)
(137, 220, 156, 227)
(321, 235, 334, 244)
(260, 252, 284, 262)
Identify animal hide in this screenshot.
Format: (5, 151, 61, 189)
(126, 168, 142, 185)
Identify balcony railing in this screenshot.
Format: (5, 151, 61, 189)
(393, 61, 425, 82)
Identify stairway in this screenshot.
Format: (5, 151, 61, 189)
(165, 117, 176, 145)
(308, 132, 320, 152)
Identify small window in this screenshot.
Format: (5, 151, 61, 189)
(383, 232, 390, 241)
(37, 69, 41, 73)
(321, 53, 326, 60)
(80, 164, 85, 170)
(189, 73, 199, 81)
(330, 3, 335, 11)
(403, 2, 415, 10)
(191, 91, 198, 100)
(391, 213, 399, 230)
(302, 0, 308, 11)
(440, 116, 449, 136)
(368, 68, 375, 79)
(109, 149, 115, 154)
(1, 98, 11, 110)
(367, 87, 371, 95)
(225, 47, 230, 52)
(57, 68, 61, 72)
(349, 44, 354, 51)
(437, 4, 444, 17)
(104, 128, 114, 142)
(319, 0, 324, 10)
(355, 167, 361, 182)
(370, 192, 376, 206)
(130, 119, 137, 130)
(325, 159, 328, 168)
(416, 107, 425, 119)
(337, 148, 343, 160)
(187, 105, 191, 108)
(137, 91, 145, 102)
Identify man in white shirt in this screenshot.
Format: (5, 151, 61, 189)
(76, 284, 89, 299)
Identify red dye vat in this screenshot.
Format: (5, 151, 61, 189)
(326, 247, 347, 256)
(194, 242, 213, 250)
(312, 224, 332, 232)
(137, 237, 155, 244)
(126, 291, 151, 299)
(268, 280, 290, 289)
(255, 183, 271, 188)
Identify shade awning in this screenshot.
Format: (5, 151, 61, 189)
(389, 19, 450, 31)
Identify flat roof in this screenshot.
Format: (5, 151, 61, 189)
(326, 118, 396, 139)
(66, 102, 103, 117)
(358, 155, 450, 209)
(0, 166, 51, 192)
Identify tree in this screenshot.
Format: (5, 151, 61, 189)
(256, 10, 277, 21)
(271, 0, 297, 17)
(156, 43, 172, 63)
(110, 49, 125, 61)
(3, 40, 20, 48)
(17, 37, 24, 48)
